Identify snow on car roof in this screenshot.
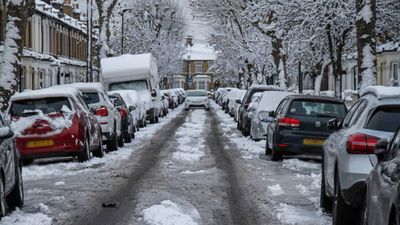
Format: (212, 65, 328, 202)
(10, 87, 81, 102)
(249, 85, 284, 91)
(256, 91, 296, 113)
(57, 83, 104, 92)
(360, 86, 400, 99)
(108, 90, 140, 105)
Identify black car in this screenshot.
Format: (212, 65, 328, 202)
(266, 95, 347, 161)
(362, 128, 400, 225)
(0, 115, 24, 218)
(108, 93, 135, 143)
(237, 86, 283, 136)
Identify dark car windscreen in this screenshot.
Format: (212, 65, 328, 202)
(10, 97, 71, 116)
(186, 91, 207, 97)
(288, 100, 347, 118)
(82, 92, 100, 104)
(365, 106, 400, 132)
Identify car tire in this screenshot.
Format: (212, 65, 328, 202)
(156, 116, 159, 123)
(78, 137, 91, 162)
(124, 132, 132, 143)
(6, 164, 24, 209)
(320, 164, 333, 212)
(22, 159, 33, 166)
(265, 139, 271, 156)
(270, 139, 282, 161)
(389, 210, 397, 225)
(107, 132, 118, 152)
(333, 172, 358, 225)
(118, 131, 124, 148)
(0, 176, 7, 219)
(93, 133, 104, 158)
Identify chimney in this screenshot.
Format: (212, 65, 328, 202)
(51, 0, 64, 11)
(72, 8, 81, 20)
(186, 36, 193, 47)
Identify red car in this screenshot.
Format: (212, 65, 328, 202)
(8, 87, 104, 164)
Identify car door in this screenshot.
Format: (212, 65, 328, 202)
(76, 95, 97, 147)
(366, 131, 400, 225)
(0, 116, 15, 193)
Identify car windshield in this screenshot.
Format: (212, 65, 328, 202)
(10, 97, 72, 116)
(186, 91, 207, 97)
(288, 100, 347, 118)
(110, 80, 149, 91)
(82, 92, 100, 104)
(365, 106, 400, 132)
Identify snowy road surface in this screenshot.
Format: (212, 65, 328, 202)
(1, 104, 332, 225)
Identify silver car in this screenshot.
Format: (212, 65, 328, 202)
(185, 90, 210, 110)
(321, 86, 400, 225)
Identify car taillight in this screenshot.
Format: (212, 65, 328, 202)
(118, 108, 127, 119)
(279, 117, 300, 127)
(346, 133, 379, 154)
(95, 106, 109, 117)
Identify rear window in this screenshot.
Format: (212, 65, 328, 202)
(288, 100, 347, 118)
(82, 92, 100, 104)
(10, 97, 72, 116)
(186, 91, 207, 97)
(365, 106, 400, 132)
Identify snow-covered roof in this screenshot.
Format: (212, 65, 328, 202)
(108, 90, 140, 105)
(10, 87, 81, 102)
(360, 86, 400, 99)
(101, 53, 158, 82)
(256, 91, 296, 114)
(35, 0, 87, 34)
(57, 83, 104, 92)
(377, 41, 400, 53)
(183, 43, 217, 61)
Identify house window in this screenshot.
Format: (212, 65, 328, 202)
(195, 62, 202, 73)
(391, 62, 399, 86)
(198, 81, 206, 90)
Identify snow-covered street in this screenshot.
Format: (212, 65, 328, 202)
(0, 103, 335, 225)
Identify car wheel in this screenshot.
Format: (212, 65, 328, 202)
(320, 164, 333, 212)
(6, 164, 24, 209)
(389, 210, 397, 225)
(265, 139, 271, 156)
(156, 116, 159, 123)
(124, 132, 132, 143)
(118, 131, 124, 148)
(270, 138, 282, 161)
(22, 159, 33, 166)
(107, 132, 118, 152)
(0, 176, 7, 219)
(333, 171, 358, 225)
(78, 137, 91, 162)
(93, 132, 104, 158)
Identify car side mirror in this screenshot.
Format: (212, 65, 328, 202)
(113, 99, 123, 107)
(129, 106, 136, 112)
(0, 127, 14, 139)
(375, 138, 390, 161)
(327, 118, 342, 131)
(268, 111, 275, 117)
(236, 99, 241, 104)
(151, 90, 157, 98)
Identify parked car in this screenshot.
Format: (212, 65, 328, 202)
(8, 87, 104, 163)
(0, 114, 24, 218)
(227, 89, 246, 118)
(108, 93, 135, 143)
(222, 88, 238, 111)
(59, 83, 122, 151)
(238, 85, 283, 136)
(161, 90, 176, 109)
(109, 90, 146, 129)
(266, 95, 347, 161)
(185, 90, 210, 110)
(362, 128, 400, 225)
(250, 91, 295, 141)
(321, 86, 400, 225)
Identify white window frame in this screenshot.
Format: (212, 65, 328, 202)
(195, 62, 202, 73)
(391, 61, 399, 86)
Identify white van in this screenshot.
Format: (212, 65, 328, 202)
(101, 53, 161, 124)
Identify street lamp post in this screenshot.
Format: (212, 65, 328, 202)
(121, 8, 133, 54)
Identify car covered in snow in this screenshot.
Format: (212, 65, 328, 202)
(226, 89, 246, 118)
(0, 114, 24, 218)
(8, 87, 104, 163)
(185, 90, 210, 110)
(108, 92, 135, 143)
(266, 95, 347, 161)
(250, 91, 295, 141)
(238, 85, 283, 137)
(321, 86, 400, 225)
(58, 83, 122, 151)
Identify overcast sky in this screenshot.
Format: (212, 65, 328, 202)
(177, 0, 210, 44)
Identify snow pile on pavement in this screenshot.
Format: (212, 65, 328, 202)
(276, 203, 330, 225)
(0, 209, 52, 225)
(267, 184, 284, 196)
(282, 159, 320, 172)
(142, 200, 201, 225)
(172, 110, 206, 162)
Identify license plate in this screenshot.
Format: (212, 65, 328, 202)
(303, 139, 325, 146)
(26, 140, 54, 148)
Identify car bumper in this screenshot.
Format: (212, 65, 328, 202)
(185, 102, 210, 109)
(276, 131, 329, 156)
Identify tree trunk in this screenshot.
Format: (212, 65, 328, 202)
(356, 0, 377, 92)
(0, 0, 34, 111)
